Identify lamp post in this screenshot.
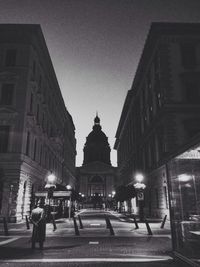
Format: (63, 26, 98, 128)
(111, 191, 116, 210)
(134, 173, 146, 222)
(45, 172, 56, 221)
(66, 184, 72, 220)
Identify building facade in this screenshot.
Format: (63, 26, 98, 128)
(76, 115, 117, 206)
(114, 22, 200, 265)
(0, 24, 76, 222)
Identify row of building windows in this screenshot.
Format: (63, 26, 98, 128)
(118, 42, 200, 168)
(5, 49, 17, 67)
(0, 125, 62, 178)
(28, 89, 75, 160)
(148, 186, 168, 210)
(25, 131, 61, 173)
(29, 91, 57, 138)
(118, 125, 165, 171)
(0, 84, 14, 105)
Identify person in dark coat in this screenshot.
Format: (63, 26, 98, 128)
(30, 202, 46, 249)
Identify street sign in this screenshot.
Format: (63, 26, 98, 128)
(53, 191, 71, 197)
(35, 192, 47, 197)
(137, 191, 144, 201)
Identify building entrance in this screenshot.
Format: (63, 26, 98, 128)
(88, 175, 105, 198)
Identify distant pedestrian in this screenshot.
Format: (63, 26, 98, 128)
(30, 202, 46, 249)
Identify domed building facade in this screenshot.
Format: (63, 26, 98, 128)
(83, 115, 111, 165)
(76, 115, 118, 206)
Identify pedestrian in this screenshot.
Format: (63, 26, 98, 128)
(30, 201, 46, 249)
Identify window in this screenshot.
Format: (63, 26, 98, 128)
(155, 188, 159, 208)
(5, 49, 17, 67)
(33, 139, 37, 161)
(30, 93, 33, 113)
(154, 51, 160, 74)
(185, 80, 200, 104)
(0, 84, 14, 105)
(42, 113, 45, 130)
(39, 145, 42, 165)
(36, 104, 40, 124)
(26, 132, 30, 156)
(0, 126, 9, 152)
(39, 75, 42, 89)
(0, 179, 3, 212)
(164, 186, 169, 209)
(32, 61, 36, 77)
(180, 43, 196, 69)
(184, 119, 200, 138)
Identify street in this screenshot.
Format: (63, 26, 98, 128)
(0, 209, 186, 266)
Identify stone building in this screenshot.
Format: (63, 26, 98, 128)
(0, 24, 76, 222)
(114, 22, 200, 219)
(76, 115, 117, 205)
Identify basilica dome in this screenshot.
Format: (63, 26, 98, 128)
(83, 114, 111, 165)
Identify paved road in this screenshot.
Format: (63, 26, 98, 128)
(0, 209, 186, 266)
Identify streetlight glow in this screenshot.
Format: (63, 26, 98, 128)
(178, 174, 191, 182)
(47, 173, 56, 184)
(66, 184, 72, 190)
(112, 191, 116, 196)
(135, 173, 144, 183)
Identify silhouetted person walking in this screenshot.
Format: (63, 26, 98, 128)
(30, 202, 46, 249)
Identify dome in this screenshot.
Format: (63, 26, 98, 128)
(83, 115, 111, 165)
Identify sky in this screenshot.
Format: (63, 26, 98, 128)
(0, 0, 200, 166)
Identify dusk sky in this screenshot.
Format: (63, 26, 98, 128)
(1, 0, 200, 166)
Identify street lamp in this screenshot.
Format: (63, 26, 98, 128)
(112, 191, 116, 197)
(66, 184, 72, 220)
(45, 172, 56, 202)
(45, 172, 56, 221)
(134, 173, 146, 222)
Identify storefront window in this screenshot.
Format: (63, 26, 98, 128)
(168, 144, 200, 265)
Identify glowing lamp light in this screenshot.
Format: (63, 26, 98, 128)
(178, 174, 192, 183)
(112, 191, 116, 196)
(47, 173, 56, 184)
(135, 173, 144, 183)
(66, 184, 72, 190)
(81, 194, 85, 197)
(108, 194, 112, 197)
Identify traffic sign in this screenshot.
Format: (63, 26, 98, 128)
(137, 192, 144, 201)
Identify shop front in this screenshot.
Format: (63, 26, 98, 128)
(34, 190, 72, 220)
(167, 143, 200, 266)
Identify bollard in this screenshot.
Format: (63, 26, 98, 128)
(73, 217, 80, 236)
(160, 215, 167, 229)
(105, 215, 109, 229)
(132, 214, 139, 229)
(105, 216, 115, 236)
(25, 215, 30, 230)
(3, 217, 9, 236)
(78, 215, 83, 229)
(145, 219, 153, 235)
